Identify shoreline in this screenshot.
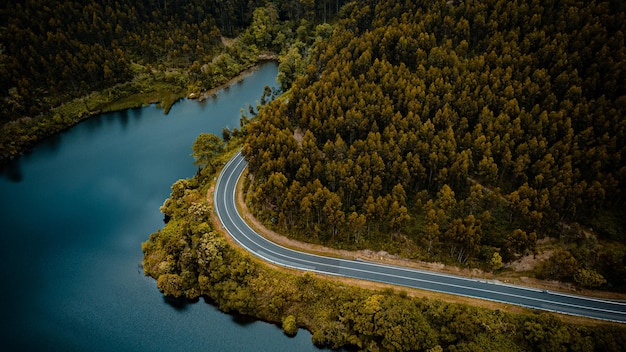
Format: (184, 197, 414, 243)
(0, 58, 277, 165)
(199, 150, 626, 329)
(194, 59, 277, 102)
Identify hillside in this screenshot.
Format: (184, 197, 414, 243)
(242, 0, 626, 290)
(0, 0, 347, 161)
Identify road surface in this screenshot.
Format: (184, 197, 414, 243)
(214, 152, 626, 323)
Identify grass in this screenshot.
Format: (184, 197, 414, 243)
(49, 70, 189, 123)
(100, 88, 184, 114)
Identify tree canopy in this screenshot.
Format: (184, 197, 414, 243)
(243, 0, 626, 289)
(0, 0, 350, 161)
(192, 133, 224, 170)
(142, 133, 626, 352)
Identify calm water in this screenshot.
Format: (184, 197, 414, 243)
(0, 62, 323, 351)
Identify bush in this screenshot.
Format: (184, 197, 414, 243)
(282, 315, 298, 336)
(574, 268, 607, 288)
(157, 273, 184, 298)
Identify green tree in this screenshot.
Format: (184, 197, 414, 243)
(537, 249, 578, 281)
(444, 215, 482, 263)
(157, 273, 184, 298)
(347, 211, 367, 244)
(502, 229, 536, 262)
(423, 206, 441, 254)
(277, 42, 307, 91)
(282, 315, 298, 336)
(222, 127, 231, 142)
(191, 133, 224, 170)
(490, 252, 504, 271)
(388, 200, 410, 236)
(241, 4, 280, 50)
(574, 268, 606, 288)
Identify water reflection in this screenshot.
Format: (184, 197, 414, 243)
(118, 109, 130, 129)
(231, 313, 258, 327)
(39, 132, 63, 156)
(0, 62, 329, 352)
(0, 158, 22, 182)
(130, 106, 143, 120)
(163, 295, 190, 312)
(83, 110, 105, 134)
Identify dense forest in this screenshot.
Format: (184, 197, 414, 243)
(135, 1, 626, 350)
(6, 0, 626, 349)
(0, 0, 347, 161)
(143, 136, 626, 352)
(242, 0, 626, 289)
(2, 0, 217, 121)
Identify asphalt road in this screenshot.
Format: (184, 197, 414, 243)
(214, 152, 626, 323)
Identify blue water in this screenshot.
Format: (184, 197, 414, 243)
(0, 62, 322, 351)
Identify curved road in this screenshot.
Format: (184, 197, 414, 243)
(215, 152, 626, 323)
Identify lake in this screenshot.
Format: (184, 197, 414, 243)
(0, 62, 325, 351)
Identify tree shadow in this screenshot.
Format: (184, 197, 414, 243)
(118, 109, 130, 129)
(231, 313, 257, 327)
(0, 158, 23, 182)
(199, 296, 257, 327)
(163, 295, 189, 312)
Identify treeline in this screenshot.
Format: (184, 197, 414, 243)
(1, 0, 220, 121)
(142, 136, 626, 352)
(0, 0, 348, 122)
(242, 0, 626, 288)
(0, 0, 349, 161)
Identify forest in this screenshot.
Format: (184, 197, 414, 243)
(143, 134, 626, 351)
(242, 0, 626, 290)
(5, 0, 626, 349)
(132, 0, 626, 349)
(0, 0, 347, 161)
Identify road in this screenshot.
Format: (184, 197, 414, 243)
(214, 152, 626, 323)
